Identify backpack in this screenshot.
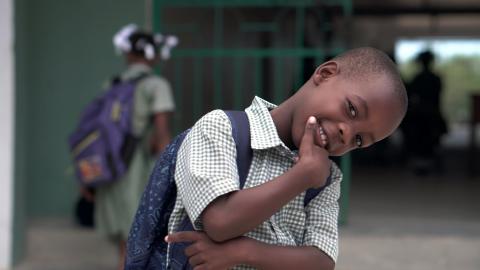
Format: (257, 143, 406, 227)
(68, 74, 148, 187)
(125, 111, 331, 270)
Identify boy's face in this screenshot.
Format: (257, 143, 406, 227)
(292, 63, 404, 156)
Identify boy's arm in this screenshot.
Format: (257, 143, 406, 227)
(167, 172, 341, 269)
(201, 161, 327, 241)
(201, 116, 331, 242)
(166, 232, 335, 270)
(177, 112, 329, 241)
(243, 239, 335, 270)
(302, 168, 342, 264)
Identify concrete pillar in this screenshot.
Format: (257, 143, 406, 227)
(0, 0, 14, 268)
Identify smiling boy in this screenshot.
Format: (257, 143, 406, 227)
(165, 47, 407, 269)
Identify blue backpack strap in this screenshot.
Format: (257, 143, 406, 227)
(224, 110, 329, 206)
(224, 110, 252, 188)
(304, 175, 332, 206)
(225, 110, 330, 206)
(170, 111, 252, 270)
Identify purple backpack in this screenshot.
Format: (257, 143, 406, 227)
(69, 74, 147, 187)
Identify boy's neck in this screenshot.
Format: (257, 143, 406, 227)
(270, 98, 296, 150)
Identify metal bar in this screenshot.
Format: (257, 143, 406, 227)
(233, 58, 244, 110)
(354, 5, 480, 16)
(273, 58, 284, 104)
(159, 0, 318, 7)
(161, 23, 199, 33)
(174, 59, 183, 134)
(152, 0, 163, 74)
(145, 0, 153, 31)
(295, 6, 306, 89)
(162, 1, 480, 16)
(171, 48, 345, 58)
(254, 58, 263, 97)
(239, 22, 279, 33)
(213, 6, 223, 108)
(193, 58, 203, 120)
(342, 0, 353, 16)
(152, 0, 162, 32)
(315, 53, 325, 68)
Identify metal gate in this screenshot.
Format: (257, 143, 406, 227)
(153, 0, 352, 223)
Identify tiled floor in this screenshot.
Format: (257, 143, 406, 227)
(14, 147, 480, 270)
(15, 219, 117, 270)
(336, 165, 480, 270)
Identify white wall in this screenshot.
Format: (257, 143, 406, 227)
(0, 0, 14, 268)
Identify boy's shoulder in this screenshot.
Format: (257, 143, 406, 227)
(193, 109, 232, 131)
(200, 109, 229, 119)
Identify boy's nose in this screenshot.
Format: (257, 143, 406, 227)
(338, 123, 353, 146)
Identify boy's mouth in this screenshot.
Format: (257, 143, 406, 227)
(316, 123, 330, 151)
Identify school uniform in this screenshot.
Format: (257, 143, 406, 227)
(168, 97, 342, 269)
(96, 63, 175, 241)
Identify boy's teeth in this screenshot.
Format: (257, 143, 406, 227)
(318, 126, 328, 146)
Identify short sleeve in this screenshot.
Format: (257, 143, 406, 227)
(302, 162, 342, 262)
(174, 110, 240, 230)
(144, 76, 175, 113)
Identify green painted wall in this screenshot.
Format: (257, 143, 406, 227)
(19, 0, 146, 218)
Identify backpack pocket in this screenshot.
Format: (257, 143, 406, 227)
(71, 130, 117, 186)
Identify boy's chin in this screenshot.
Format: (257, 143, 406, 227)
(331, 147, 353, 156)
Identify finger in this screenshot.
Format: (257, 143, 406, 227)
(185, 243, 201, 257)
(189, 254, 205, 267)
(299, 116, 317, 153)
(193, 265, 206, 270)
(165, 231, 204, 243)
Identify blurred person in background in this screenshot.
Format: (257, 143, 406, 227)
(86, 24, 177, 270)
(401, 50, 448, 175)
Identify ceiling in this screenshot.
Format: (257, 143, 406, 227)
(353, 0, 480, 15)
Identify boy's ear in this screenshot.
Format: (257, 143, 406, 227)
(312, 61, 339, 86)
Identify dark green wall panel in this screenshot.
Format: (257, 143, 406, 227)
(21, 0, 146, 217)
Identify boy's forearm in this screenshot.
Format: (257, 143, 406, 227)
(202, 164, 313, 242)
(166, 232, 334, 270)
(237, 237, 335, 270)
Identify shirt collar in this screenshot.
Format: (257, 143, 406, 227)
(245, 96, 293, 152)
(121, 63, 152, 80)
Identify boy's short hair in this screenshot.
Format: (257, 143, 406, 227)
(333, 47, 408, 116)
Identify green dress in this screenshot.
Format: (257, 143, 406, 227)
(95, 63, 175, 241)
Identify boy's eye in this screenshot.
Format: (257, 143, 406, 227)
(355, 134, 363, 147)
(348, 101, 357, 118)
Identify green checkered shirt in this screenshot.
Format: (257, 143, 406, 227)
(167, 97, 342, 269)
